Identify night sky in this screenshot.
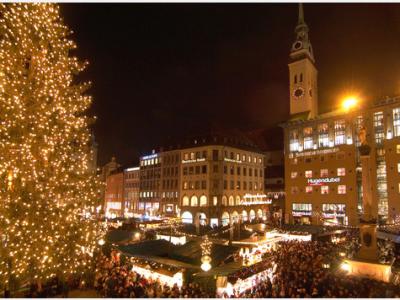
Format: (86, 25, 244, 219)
(60, 3, 400, 167)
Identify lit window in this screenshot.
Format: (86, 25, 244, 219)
(289, 130, 299, 152)
(320, 169, 328, 177)
(242, 155, 246, 161)
(291, 172, 298, 179)
(305, 170, 313, 178)
(394, 108, 400, 137)
(398, 163, 400, 173)
(337, 168, 346, 176)
(305, 186, 313, 194)
(318, 123, 329, 148)
(291, 158, 298, 165)
(236, 153, 240, 161)
(397, 145, 400, 154)
(303, 127, 314, 150)
(254, 157, 257, 163)
(258, 158, 262, 164)
(334, 119, 346, 145)
(338, 185, 346, 194)
(190, 152, 195, 160)
(183, 182, 188, 190)
(248, 156, 251, 163)
(321, 186, 329, 194)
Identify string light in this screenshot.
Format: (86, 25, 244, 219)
(0, 3, 103, 287)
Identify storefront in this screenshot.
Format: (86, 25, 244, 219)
(322, 204, 347, 225)
(292, 203, 312, 224)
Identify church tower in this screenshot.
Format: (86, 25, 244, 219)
(288, 3, 318, 119)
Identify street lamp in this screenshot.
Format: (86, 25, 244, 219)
(342, 96, 358, 112)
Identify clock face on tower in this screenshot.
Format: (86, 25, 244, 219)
(293, 87, 304, 99)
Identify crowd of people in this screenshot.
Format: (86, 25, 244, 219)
(94, 254, 211, 298)
(232, 240, 400, 298)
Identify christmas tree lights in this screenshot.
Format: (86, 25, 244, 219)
(0, 3, 102, 289)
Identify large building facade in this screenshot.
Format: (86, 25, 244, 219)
(283, 5, 400, 226)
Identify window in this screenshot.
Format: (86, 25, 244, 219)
(303, 127, 314, 150)
(248, 156, 251, 163)
(300, 73, 303, 82)
(183, 167, 188, 175)
(338, 185, 346, 194)
(291, 172, 298, 179)
(230, 166, 234, 175)
(183, 181, 188, 190)
(334, 119, 346, 145)
(202, 165, 207, 174)
(182, 196, 189, 206)
(289, 130, 299, 152)
(230, 180, 234, 190)
(254, 169, 258, 177)
(305, 186, 313, 194)
(292, 203, 312, 212)
(321, 186, 329, 194)
(202, 150, 207, 159)
(201, 180, 207, 189)
(397, 145, 400, 154)
(249, 182, 252, 190)
(337, 168, 345, 176)
(243, 181, 247, 190)
(249, 168, 253, 176)
(237, 167, 241, 176)
(190, 152, 195, 160)
(195, 181, 200, 189)
(195, 166, 200, 174)
(236, 153, 240, 161)
(305, 170, 313, 178)
(223, 180, 227, 189)
(294, 74, 297, 84)
(213, 196, 218, 206)
(236, 181, 241, 190)
(212, 150, 219, 161)
(243, 167, 247, 176)
(224, 165, 227, 174)
(394, 108, 400, 137)
(291, 186, 299, 194)
(318, 123, 329, 147)
(189, 167, 194, 175)
(253, 157, 257, 163)
(374, 111, 384, 144)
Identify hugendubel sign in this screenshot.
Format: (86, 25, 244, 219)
(307, 177, 340, 186)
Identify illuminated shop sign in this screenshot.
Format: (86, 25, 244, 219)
(292, 211, 312, 216)
(322, 212, 346, 218)
(292, 147, 339, 158)
(241, 193, 271, 205)
(224, 158, 242, 164)
(125, 167, 140, 171)
(181, 158, 206, 164)
(307, 177, 340, 186)
(142, 154, 158, 160)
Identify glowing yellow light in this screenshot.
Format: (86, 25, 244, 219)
(342, 96, 358, 111)
(341, 262, 350, 271)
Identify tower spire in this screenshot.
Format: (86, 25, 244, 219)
(298, 3, 304, 25)
(290, 3, 314, 62)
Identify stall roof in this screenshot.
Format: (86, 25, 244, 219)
(118, 239, 175, 257)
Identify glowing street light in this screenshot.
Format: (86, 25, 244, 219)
(342, 96, 358, 112)
(98, 238, 105, 246)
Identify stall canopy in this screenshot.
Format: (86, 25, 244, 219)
(106, 229, 136, 244)
(118, 239, 175, 257)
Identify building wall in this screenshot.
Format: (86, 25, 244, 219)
(124, 167, 140, 215)
(179, 145, 268, 227)
(139, 153, 162, 216)
(283, 97, 400, 226)
(160, 150, 181, 216)
(104, 171, 124, 218)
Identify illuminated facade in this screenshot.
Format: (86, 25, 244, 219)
(104, 170, 124, 218)
(179, 144, 267, 227)
(124, 167, 140, 216)
(282, 5, 400, 226)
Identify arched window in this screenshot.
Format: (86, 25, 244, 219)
(182, 196, 189, 206)
(229, 196, 234, 206)
(231, 211, 239, 223)
(221, 212, 230, 226)
(222, 196, 228, 206)
(181, 211, 193, 224)
(257, 209, 263, 219)
(300, 73, 303, 82)
(191, 195, 198, 207)
(249, 210, 256, 221)
(294, 75, 297, 84)
(242, 210, 248, 221)
(235, 196, 241, 205)
(200, 195, 207, 206)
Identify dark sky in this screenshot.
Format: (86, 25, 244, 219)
(60, 3, 400, 167)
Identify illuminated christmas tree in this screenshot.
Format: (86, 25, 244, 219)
(0, 3, 102, 290)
